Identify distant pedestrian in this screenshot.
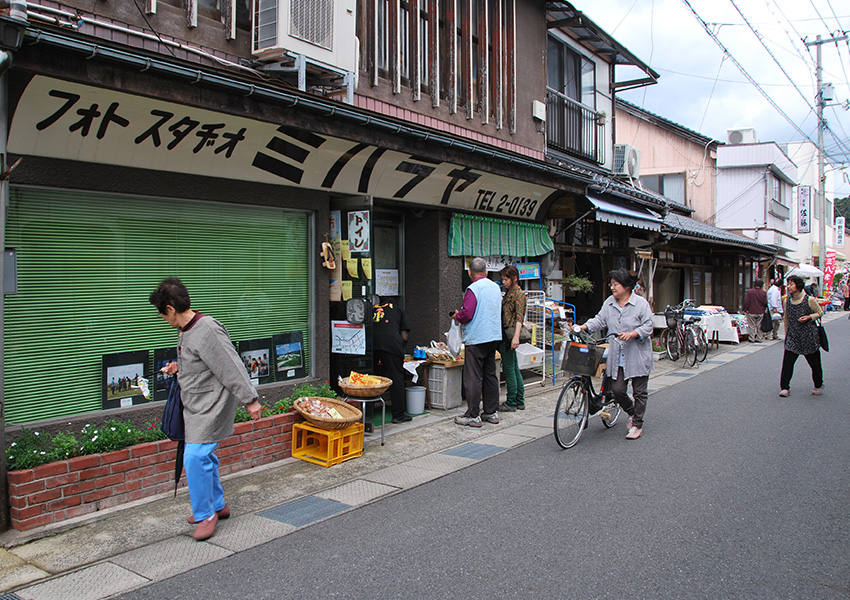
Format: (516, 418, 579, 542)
(804, 282, 818, 298)
(766, 279, 783, 340)
(743, 279, 768, 342)
(451, 257, 502, 427)
(150, 278, 262, 541)
(842, 277, 850, 311)
(779, 275, 824, 397)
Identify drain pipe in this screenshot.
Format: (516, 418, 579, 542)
(0, 0, 24, 532)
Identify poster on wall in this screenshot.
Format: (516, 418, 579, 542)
(376, 269, 399, 296)
(238, 338, 274, 385)
(347, 210, 370, 253)
(331, 320, 366, 355)
(272, 331, 306, 381)
(152, 347, 178, 402)
(102, 351, 150, 410)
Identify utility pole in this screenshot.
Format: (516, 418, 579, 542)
(806, 34, 848, 288)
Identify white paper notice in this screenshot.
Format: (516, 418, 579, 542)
(376, 269, 399, 297)
(331, 321, 366, 355)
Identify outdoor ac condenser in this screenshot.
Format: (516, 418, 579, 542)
(252, 0, 357, 73)
(613, 144, 641, 178)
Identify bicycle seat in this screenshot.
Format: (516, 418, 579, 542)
(684, 316, 701, 323)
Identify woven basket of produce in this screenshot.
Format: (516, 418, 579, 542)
(338, 373, 393, 398)
(293, 397, 362, 430)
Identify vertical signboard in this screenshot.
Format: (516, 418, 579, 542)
(824, 250, 837, 290)
(836, 216, 845, 248)
(797, 186, 811, 233)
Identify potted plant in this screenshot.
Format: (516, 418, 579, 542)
(596, 111, 607, 126)
(652, 340, 666, 361)
(562, 274, 594, 294)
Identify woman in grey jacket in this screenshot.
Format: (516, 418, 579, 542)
(578, 270, 654, 439)
(150, 278, 262, 540)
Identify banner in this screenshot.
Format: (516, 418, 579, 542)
(798, 186, 811, 233)
(824, 250, 837, 290)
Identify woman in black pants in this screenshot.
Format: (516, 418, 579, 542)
(779, 275, 824, 397)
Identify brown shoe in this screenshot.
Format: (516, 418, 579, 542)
(192, 512, 218, 541)
(187, 504, 230, 524)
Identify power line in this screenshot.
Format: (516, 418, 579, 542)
(680, 0, 818, 147)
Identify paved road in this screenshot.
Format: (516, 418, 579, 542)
(114, 316, 850, 599)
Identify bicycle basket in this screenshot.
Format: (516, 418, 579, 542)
(664, 307, 682, 327)
(563, 342, 603, 376)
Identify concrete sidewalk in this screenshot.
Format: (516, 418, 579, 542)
(1, 312, 842, 600)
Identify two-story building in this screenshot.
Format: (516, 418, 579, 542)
(0, 0, 669, 438)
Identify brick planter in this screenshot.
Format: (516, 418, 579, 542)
(7, 412, 298, 531)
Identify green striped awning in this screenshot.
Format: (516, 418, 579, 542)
(448, 214, 554, 258)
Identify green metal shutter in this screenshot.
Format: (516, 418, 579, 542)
(4, 187, 311, 424)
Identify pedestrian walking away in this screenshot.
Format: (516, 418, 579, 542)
(743, 278, 768, 342)
(767, 278, 784, 340)
(779, 274, 825, 397)
(371, 296, 412, 424)
(578, 269, 654, 440)
(498, 264, 527, 413)
(451, 257, 503, 427)
(842, 276, 850, 312)
(150, 277, 262, 541)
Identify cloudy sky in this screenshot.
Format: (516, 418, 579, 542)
(577, 0, 850, 197)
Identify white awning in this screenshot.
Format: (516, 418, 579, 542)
(587, 193, 662, 232)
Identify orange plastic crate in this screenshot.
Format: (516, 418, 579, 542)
(292, 421, 364, 467)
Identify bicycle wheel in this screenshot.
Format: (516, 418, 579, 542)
(682, 329, 698, 367)
(554, 379, 589, 449)
(600, 397, 621, 428)
(695, 327, 708, 362)
(663, 328, 679, 361)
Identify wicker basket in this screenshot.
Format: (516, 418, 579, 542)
(338, 375, 392, 398)
(293, 397, 362, 430)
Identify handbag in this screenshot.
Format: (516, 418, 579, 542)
(816, 320, 829, 352)
(760, 307, 773, 333)
(504, 322, 532, 343)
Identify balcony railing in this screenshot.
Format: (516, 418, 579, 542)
(545, 88, 604, 165)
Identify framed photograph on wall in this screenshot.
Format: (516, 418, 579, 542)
(238, 338, 274, 385)
(273, 331, 306, 381)
(102, 351, 150, 410)
(152, 346, 178, 402)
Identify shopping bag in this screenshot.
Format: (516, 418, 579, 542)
(760, 308, 773, 333)
(446, 320, 462, 358)
(817, 321, 829, 352)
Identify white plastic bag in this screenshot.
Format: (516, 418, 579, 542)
(445, 321, 462, 359)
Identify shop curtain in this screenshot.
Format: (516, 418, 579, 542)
(4, 188, 312, 424)
(448, 213, 554, 257)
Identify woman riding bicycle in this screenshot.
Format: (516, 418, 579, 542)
(577, 269, 654, 440)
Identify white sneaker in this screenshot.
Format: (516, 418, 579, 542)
(454, 415, 483, 428)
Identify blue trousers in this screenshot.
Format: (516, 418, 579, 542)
(184, 442, 225, 522)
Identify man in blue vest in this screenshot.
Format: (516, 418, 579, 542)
(450, 257, 503, 427)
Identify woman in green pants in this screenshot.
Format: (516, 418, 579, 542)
(499, 265, 527, 411)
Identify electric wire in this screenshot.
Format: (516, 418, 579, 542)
(131, 0, 176, 57)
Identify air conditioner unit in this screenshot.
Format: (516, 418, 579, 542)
(253, 0, 357, 73)
(727, 127, 758, 145)
(613, 144, 641, 178)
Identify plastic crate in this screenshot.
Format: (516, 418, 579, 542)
(428, 363, 463, 410)
(516, 343, 544, 370)
(292, 421, 364, 467)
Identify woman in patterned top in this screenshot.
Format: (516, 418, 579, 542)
(779, 274, 824, 397)
(499, 265, 527, 412)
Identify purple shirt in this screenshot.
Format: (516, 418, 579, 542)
(454, 289, 477, 324)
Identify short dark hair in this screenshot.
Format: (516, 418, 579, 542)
(500, 264, 519, 284)
(754, 279, 764, 288)
(786, 274, 804, 291)
(608, 269, 635, 291)
(149, 277, 191, 314)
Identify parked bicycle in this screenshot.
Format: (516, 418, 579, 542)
(661, 300, 707, 366)
(554, 330, 621, 449)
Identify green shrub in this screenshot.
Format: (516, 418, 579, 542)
(5, 381, 334, 471)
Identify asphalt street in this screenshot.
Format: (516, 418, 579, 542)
(114, 316, 850, 600)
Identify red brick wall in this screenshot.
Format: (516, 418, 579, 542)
(7, 412, 297, 531)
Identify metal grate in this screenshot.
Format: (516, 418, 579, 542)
(290, 0, 334, 50)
